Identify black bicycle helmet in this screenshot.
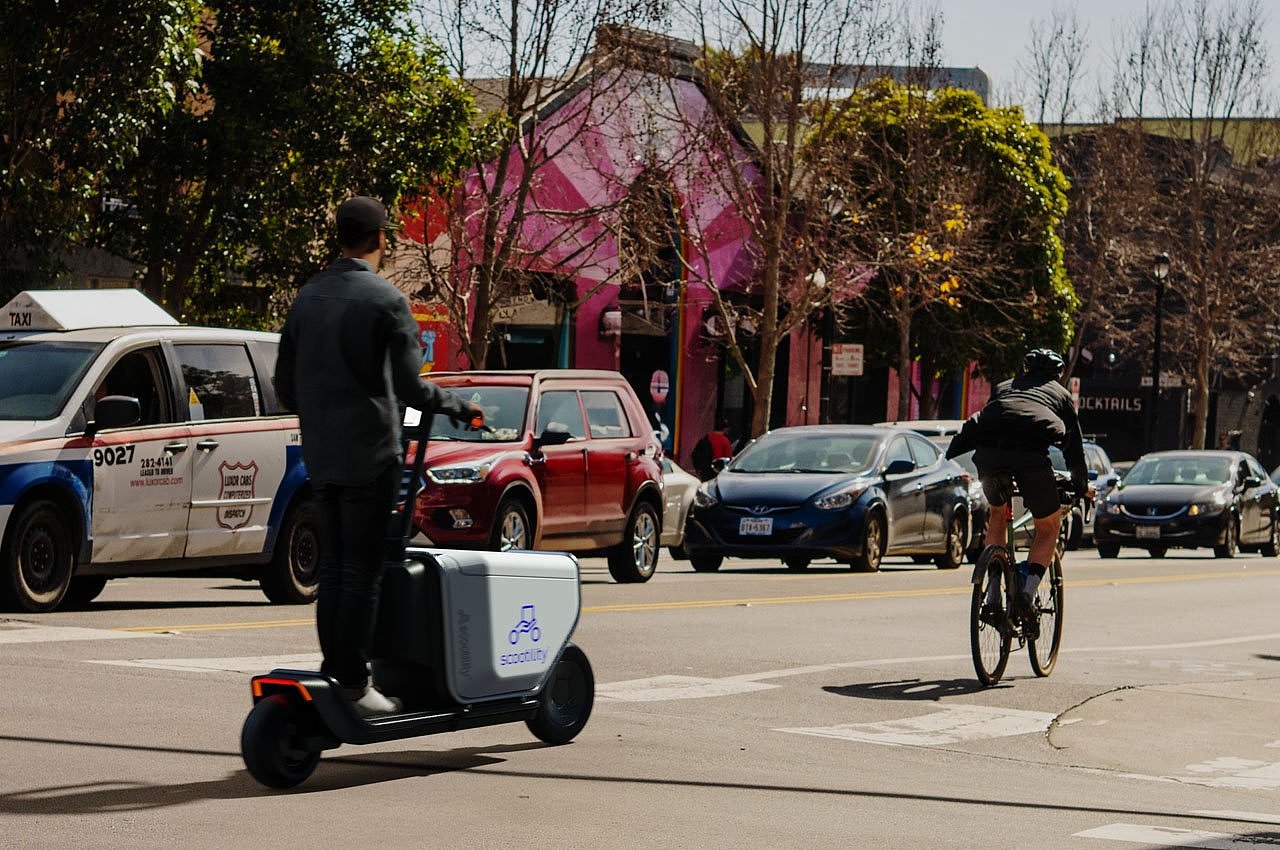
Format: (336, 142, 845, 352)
(1023, 348, 1066, 377)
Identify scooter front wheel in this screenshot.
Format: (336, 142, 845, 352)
(527, 643, 594, 745)
(241, 694, 321, 788)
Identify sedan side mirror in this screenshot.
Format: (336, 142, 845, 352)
(1244, 475, 1264, 489)
(1088, 470, 1098, 481)
(884, 458, 915, 476)
(712, 457, 729, 473)
(88, 395, 140, 437)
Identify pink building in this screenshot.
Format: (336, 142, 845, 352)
(411, 29, 763, 465)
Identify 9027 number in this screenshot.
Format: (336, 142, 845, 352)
(93, 445, 135, 466)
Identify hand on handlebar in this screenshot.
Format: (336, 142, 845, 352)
(458, 401, 491, 433)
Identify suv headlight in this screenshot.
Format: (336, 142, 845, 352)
(815, 484, 868, 511)
(693, 484, 719, 508)
(426, 463, 492, 484)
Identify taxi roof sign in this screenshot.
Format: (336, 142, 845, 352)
(2, 289, 179, 332)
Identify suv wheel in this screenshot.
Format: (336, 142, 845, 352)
(608, 501, 659, 583)
(491, 497, 531, 551)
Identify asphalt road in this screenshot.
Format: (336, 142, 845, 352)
(3, 547, 1280, 849)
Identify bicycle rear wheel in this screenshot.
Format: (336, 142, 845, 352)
(970, 545, 1011, 686)
(1028, 553, 1064, 676)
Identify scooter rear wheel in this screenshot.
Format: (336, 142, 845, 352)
(527, 643, 594, 745)
(241, 694, 321, 788)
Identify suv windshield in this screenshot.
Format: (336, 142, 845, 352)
(425, 385, 529, 442)
(730, 432, 879, 474)
(0, 341, 103, 420)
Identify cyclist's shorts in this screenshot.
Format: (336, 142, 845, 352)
(973, 447, 1060, 519)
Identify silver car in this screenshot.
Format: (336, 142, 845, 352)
(660, 457, 700, 558)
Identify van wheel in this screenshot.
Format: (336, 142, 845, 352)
(260, 499, 319, 604)
(491, 497, 531, 551)
(1, 499, 75, 613)
(608, 502, 659, 583)
(63, 576, 109, 607)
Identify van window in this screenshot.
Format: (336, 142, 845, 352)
(582, 391, 632, 439)
(175, 343, 260, 420)
(93, 346, 174, 425)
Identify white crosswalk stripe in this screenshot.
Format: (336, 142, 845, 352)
(88, 653, 322, 675)
(0, 622, 159, 644)
(778, 704, 1056, 747)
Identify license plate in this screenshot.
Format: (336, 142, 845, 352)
(739, 517, 773, 536)
(1136, 525, 1160, 539)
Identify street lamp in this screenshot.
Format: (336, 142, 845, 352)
(1149, 252, 1171, 452)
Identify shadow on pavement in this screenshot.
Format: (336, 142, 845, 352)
(0, 733, 544, 811)
(6, 732, 1280, 837)
(1254, 653, 1280, 662)
(823, 677, 1009, 701)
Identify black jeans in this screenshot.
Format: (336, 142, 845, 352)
(313, 463, 399, 691)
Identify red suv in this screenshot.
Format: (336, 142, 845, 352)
(412, 370, 665, 582)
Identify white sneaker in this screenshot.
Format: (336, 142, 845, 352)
(351, 685, 404, 717)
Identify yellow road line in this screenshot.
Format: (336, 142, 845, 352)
(112, 566, 1280, 633)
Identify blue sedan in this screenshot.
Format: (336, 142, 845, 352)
(682, 425, 971, 572)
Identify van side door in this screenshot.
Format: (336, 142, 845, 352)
(88, 344, 195, 564)
(178, 342, 288, 559)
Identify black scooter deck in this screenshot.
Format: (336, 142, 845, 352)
(253, 669, 539, 747)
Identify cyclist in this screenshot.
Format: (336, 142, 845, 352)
(946, 349, 1090, 633)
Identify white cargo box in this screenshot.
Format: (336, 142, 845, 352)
(411, 548, 582, 704)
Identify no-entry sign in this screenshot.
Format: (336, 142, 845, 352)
(650, 370, 670, 404)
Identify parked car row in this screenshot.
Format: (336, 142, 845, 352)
(6, 285, 1271, 612)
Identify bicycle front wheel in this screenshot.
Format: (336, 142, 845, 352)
(970, 545, 1011, 686)
(1028, 553, 1064, 677)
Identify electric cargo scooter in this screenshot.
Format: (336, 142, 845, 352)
(239, 414, 594, 789)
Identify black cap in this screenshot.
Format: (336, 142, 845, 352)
(336, 196, 387, 244)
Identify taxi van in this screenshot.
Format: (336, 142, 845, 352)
(0, 289, 315, 612)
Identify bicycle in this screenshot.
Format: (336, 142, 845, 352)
(969, 483, 1070, 686)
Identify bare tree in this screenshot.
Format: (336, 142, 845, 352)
(1019, 1, 1089, 132)
(406, 0, 663, 368)
(649, 0, 896, 437)
(1096, 0, 1280, 449)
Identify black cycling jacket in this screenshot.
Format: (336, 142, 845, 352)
(946, 372, 1088, 493)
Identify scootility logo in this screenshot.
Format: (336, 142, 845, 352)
(501, 604, 547, 667)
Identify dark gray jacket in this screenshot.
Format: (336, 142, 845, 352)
(274, 257, 467, 486)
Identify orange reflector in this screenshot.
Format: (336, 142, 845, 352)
(252, 676, 313, 701)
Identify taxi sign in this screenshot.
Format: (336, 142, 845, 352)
(2, 289, 178, 332)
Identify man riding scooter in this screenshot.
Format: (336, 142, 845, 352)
(275, 196, 482, 716)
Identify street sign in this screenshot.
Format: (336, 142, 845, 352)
(1069, 377, 1081, 409)
(1139, 372, 1183, 388)
(831, 343, 864, 377)
(650, 370, 670, 404)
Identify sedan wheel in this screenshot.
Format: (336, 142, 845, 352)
(690, 553, 723, 572)
(849, 510, 884, 572)
(1262, 519, 1279, 557)
(933, 514, 965, 570)
(783, 556, 810, 571)
(1214, 516, 1238, 559)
